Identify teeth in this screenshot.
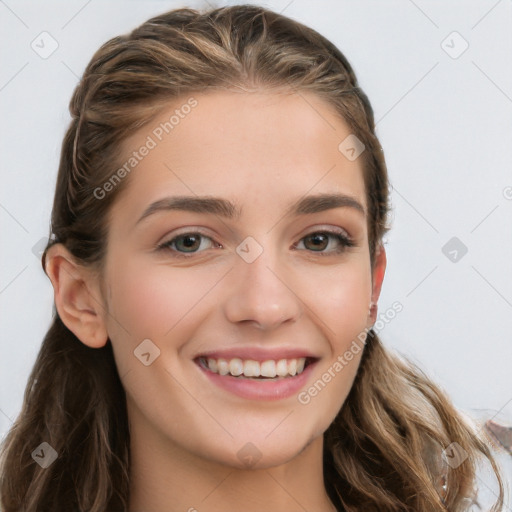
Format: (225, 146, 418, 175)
(243, 360, 260, 377)
(207, 358, 218, 373)
(203, 356, 308, 378)
(217, 358, 229, 376)
(276, 359, 288, 377)
(229, 358, 244, 376)
(260, 360, 276, 378)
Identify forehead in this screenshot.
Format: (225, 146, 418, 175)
(111, 89, 367, 223)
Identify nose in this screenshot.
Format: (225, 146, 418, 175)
(222, 245, 302, 331)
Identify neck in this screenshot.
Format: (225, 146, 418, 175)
(128, 412, 337, 512)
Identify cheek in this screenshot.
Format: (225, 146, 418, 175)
(308, 258, 372, 336)
(105, 256, 221, 340)
(102, 256, 227, 389)
(302, 258, 371, 416)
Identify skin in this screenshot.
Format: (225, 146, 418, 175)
(46, 89, 386, 512)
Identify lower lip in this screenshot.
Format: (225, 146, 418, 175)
(196, 360, 317, 401)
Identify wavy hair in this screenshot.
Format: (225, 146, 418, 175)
(0, 5, 505, 511)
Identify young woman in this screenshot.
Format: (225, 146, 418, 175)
(0, 5, 506, 511)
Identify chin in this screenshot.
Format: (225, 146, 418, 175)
(203, 427, 324, 471)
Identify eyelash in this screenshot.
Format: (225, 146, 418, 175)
(157, 228, 355, 259)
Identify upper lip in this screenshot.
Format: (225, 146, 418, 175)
(194, 347, 320, 362)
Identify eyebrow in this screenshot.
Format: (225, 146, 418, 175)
(136, 192, 365, 225)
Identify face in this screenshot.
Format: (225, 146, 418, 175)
(99, 89, 381, 469)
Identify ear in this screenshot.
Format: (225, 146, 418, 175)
(45, 244, 108, 348)
(368, 244, 387, 326)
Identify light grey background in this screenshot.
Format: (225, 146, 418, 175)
(1, 0, 511, 475)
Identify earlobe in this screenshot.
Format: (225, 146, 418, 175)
(45, 244, 108, 348)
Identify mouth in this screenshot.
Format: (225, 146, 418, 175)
(192, 346, 321, 400)
(195, 356, 317, 380)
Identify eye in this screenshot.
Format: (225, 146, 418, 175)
(157, 228, 355, 259)
(158, 232, 220, 257)
(294, 229, 354, 255)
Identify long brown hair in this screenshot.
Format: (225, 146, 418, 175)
(0, 5, 505, 511)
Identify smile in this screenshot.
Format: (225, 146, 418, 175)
(197, 356, 311, 379)
(194, 354, 318, 401)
